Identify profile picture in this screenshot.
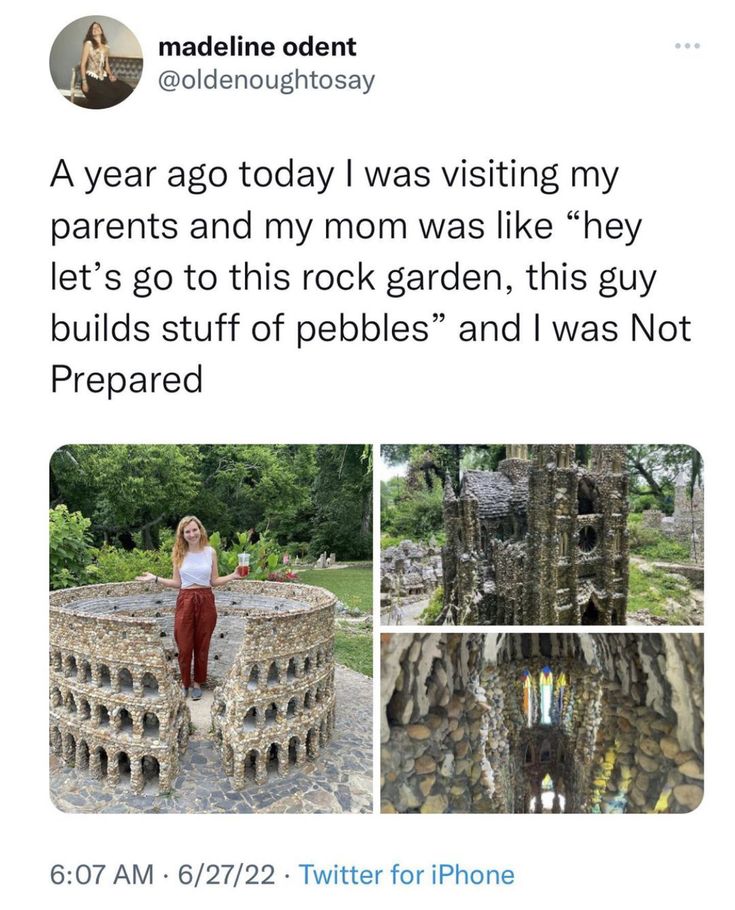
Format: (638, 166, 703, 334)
(49, 16, 142, 109)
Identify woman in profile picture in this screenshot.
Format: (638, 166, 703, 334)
(136, 516, 239, 700)
(80, 21, 134, 108)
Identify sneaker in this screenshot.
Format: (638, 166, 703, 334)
(181, 687, 189, 698)
(191, 686, 202, 701)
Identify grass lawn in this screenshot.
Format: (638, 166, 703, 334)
(296, 566, 372, 614)
(295, 565, 373, 676)
(628, 561, 692, 623)
(334, 625, 372, 677)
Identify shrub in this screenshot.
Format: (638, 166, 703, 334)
(92, 545, 172, 583)
(627, 524, 690, 561)
(49, 505, 95, 590)
(419, 586, 444, 625)
(267, 570, 299, 582)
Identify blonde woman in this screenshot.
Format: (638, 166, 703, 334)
(80, 22, 134, 109)
(137, 516, 238, 700)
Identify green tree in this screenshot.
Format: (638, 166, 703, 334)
(626, 445, 702, 513)
(193, 444, 316, 544)
(310, 445, 372, 559)
(50, 445, 201, 546)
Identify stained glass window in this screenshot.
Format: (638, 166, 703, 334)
(556, 671, 567, 721)
(539, 666, 553, 724)
(521, 669, 533, 726)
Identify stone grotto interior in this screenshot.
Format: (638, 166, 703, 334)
(381, 632, 703, 813)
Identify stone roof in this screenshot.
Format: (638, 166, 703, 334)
(460, 470, 528, 518)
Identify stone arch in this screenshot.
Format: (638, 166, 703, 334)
(267, 662, 279, 686)
(264, 703, 278, 726)
(303, 655, 312, 676)
(50, 686, 62, 708)
(64, 654, 78, 678)
(286, 697, 298, 717)
(244, 749, 258, 781)
(243, 706, 257, 730)
(142, 712, 160, 738)
(117, 751, 132, 783)
(79, 659, 91, 683)
(266, 742, 280, 776)
(248, 665, 259, 688)
(286, 658, 297, 681)
(141, 755, 160, 786)
(304, 691, 314, 710)
(98, 664, 111, 688)
(288, 736, 300, 765)
(65, 691, 77, 714)
(581, 596, 603, 625)
(141, 673, 159, 697)
(577, 477, 600, 515)
(117, 708, 134, 734)
(79, 697, 91, 720)
(118, 668, 134, 691)
(98, 704, 111, 727)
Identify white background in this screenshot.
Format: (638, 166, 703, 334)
(3, 1, 732, 906)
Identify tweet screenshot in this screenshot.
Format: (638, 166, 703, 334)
(5, 1, 731, 906)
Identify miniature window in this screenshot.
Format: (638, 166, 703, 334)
(539, 666, 553, 724)
(521, 669, 534, 726)
(556, 672, 567, 719)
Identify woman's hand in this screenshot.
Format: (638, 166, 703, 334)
(136, 572, 157, 582)
(110, 73, 118, 82)
(81, 79, 88, 94)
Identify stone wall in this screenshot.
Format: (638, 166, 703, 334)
(381, 634, 493, 813)
(50, 580, 336, 795)
(380, 541, 442, 617)
(50, 583, 190, 794)
(640, 480, 704, 567)
(442, 445, 629, 626)
(211, 594, 336, 787)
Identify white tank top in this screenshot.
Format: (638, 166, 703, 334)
(179, 547, 213, 588)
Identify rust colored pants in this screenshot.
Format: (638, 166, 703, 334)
(174, 588, 217, 688)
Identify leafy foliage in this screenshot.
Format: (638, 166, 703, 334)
(419, 585, 444, 624)
(628, 562, 692, 622)
(49, 505, 95, 589)
(381, 476, 443, 542)
(309, 446, 372, 560)
(626, 445, 702, 514)
(50, 444, 372, 561)
(627, 519, 691, 561)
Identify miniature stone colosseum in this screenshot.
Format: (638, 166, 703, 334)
(49, 580, 336, 795)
